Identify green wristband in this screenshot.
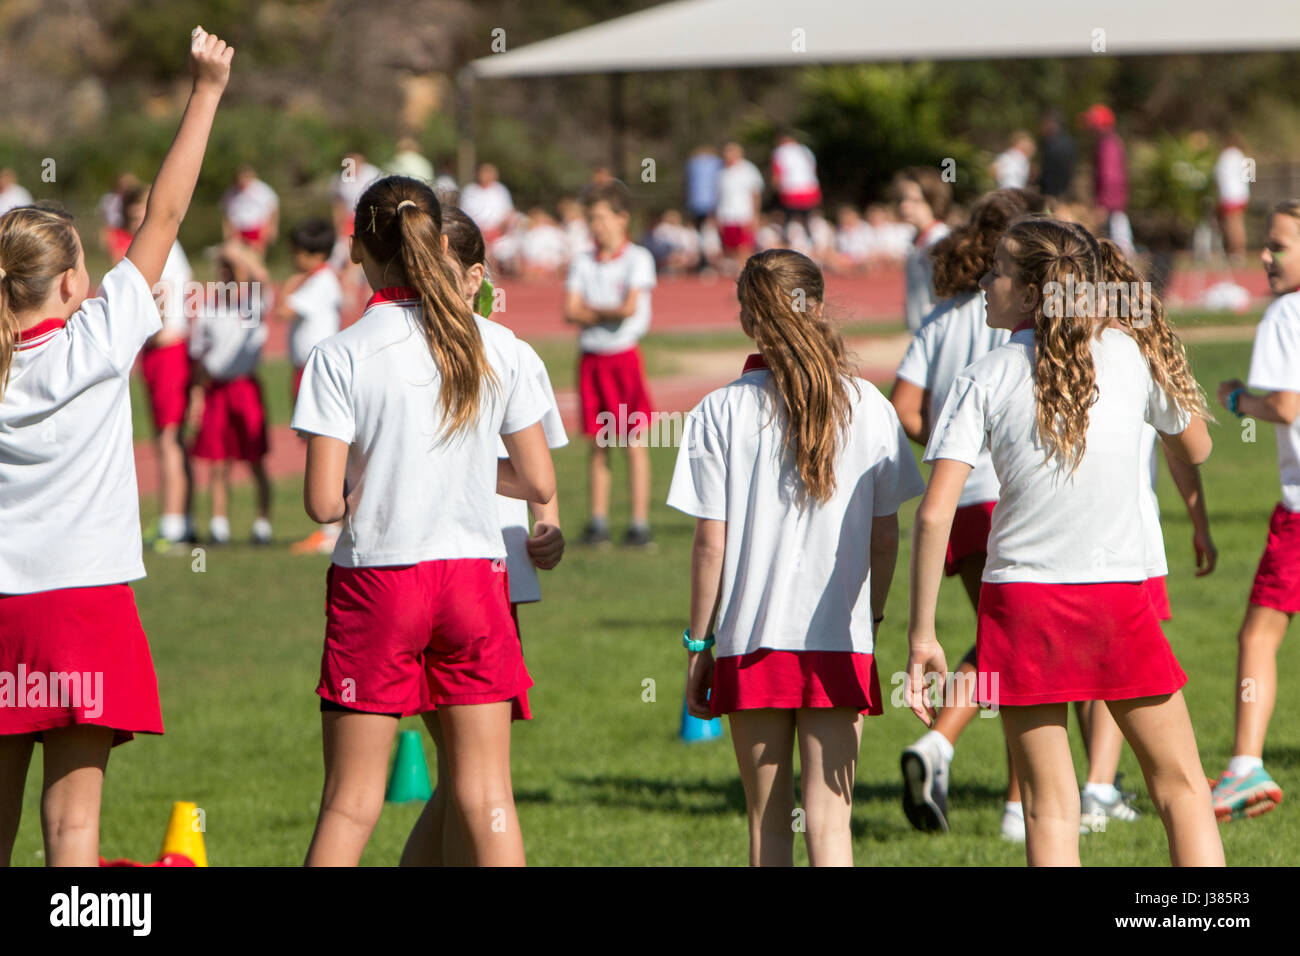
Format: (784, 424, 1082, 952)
(682, 628, 715, 652)
(1227, 387, 1245, 418)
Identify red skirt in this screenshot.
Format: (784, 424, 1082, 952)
(140, 341, 192, 432)
(1249, 503, 1300, 614)
(578, 346, 654, 438)
(0, 584, 163, 746)
(1145, 576, 1172, 621)
(192, 376, 269, 462)
(975, 581, 1187, 707)
(710, 650, 882, 716)
(946, 501, 995, 576)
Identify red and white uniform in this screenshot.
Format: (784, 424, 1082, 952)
(668, 354, 925, 715)
(771, 141, 822, 209)
(0, 258, 165, 742)
(1137, 429, 1173, 621)
(897, 292, 1008, 575)
(221, 179, 279, 246)
(1214, 146, 1250, 213)
(926, 327, 1192, 705)
(1244, 292, 1300, 612)
(189, 288, 269, 462)
(459, 181, 515, 241)
(286, 265, 343, 388)
(715, 160, 764, 250)
(139, 241, 194, 432)
(291, 287, 550, 715)
(567, 242, 657, 437)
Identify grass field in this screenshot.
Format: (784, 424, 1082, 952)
(14, 336, 1300, 866)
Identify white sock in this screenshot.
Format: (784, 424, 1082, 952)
(1004, 800, 1023, 818)
(210, 516, 231, 542)
(920, 730, 955, 764)
(1227, 755, 1263, 778)
(252, 517, 272, 539)
(159, 513, 187, 541)
(1084, 782, 1119, 801)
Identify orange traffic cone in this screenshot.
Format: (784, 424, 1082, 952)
(159, 801, 207, 867)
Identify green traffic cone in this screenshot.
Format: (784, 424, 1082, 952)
(385, 729, 432, 803)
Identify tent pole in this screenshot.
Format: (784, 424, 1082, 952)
(456, 66, 476, 186)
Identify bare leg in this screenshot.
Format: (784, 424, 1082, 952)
(1001, 703, 1079, 866)
(437, 702, 524, 866)
(1085, 701, 1124, 785)
(796, 708, 863, 867)
(626, 441, 651, 527)
(1108, 693, 1225, 866)
(41, 725, 114, 867)
(728, 708, 797, 866)
(304, 711, 399, 866)
(400, 712, 471, 866)
(0, 734, 36, 866)
(158, 424, 189, 523)
(210, 460, 229, 525)
(1232, 604, 1289, 757)
(250, 459, 272, 521)
(588, 442, 610, 525)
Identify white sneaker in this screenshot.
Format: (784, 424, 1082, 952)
(1079, 782, 1140, 834)
(209, 516, 231, 544)
(1001, 805, 1026, 842)
(251, 517, 273, 546)
(900, 736, 951, 833)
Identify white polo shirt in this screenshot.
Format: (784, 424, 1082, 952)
(291, 289, 550, 567)
(287, 267, 343, 368)
(460, 181, 514, 235)
(190, 292, 267, 381)
(1248, 292, 1300, 511)
(1138, 428, 1168, 577)
(925, 327, 1191, 583)
(667, 360, 926, 658)
(895, 292, 1007, 507)
(567, 243, 656, 355)
(494, 338, 568, 604)
(0, 258, 160, 593)
(157, 240, 193, 336)
(905, 222, 950, 332)
(221, 179, 279, 231)
(1215, 147, 1250, 205)
(771, 141, 820, 204)
(715, 160, 764, 226)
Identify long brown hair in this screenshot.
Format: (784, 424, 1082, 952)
(353, 177, 496, 437)
(1002, 217, 1103, 473)
(737, 249, 859, 504)
(931, 188, 1046, 297)
(0, 205, 79, 400)
(1096, 238, 1210, 422)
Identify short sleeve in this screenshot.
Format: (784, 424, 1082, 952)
(1247, 305, 1300, 394)
(1145, 377, 1192, 435)
(666, 408, 727, 521)
(923, 375, 987, 467)
(499, 348, 548, 436)
(870, 395, 927, 516)
(73, 257, 163, 374)
(895, 326, 933, 389)
(631, 248, 657, 289)
(291, 346, 356, 443)
(517, 341, 568, 449)
(565, 257, 587, 293)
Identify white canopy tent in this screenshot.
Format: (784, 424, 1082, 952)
(455, 0, 1300, 176)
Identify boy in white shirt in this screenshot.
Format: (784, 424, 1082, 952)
(188, 241, 272, 544)
(564, 179, 657, 549)
(221, 165, 279, 254)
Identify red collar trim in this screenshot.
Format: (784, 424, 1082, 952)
(365, 286, 420, 310)
(742, 352, 768, 373)
(16, 318, 67, 349)
(595, 240, 629, 263)
(1012, 319, 1034, 334)
(310, 262, 331, 277)
(915, 220, 943, 247)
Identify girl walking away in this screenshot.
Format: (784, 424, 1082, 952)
(668, 250, 925, 866)
(400, 206, 567, 866)
(0, 27, 233, 866)
(908, 217, 1224, 866)
(1210, 199, 1300, 820)
(890, 187, 1045, 840)
(292, 177, 555, 867)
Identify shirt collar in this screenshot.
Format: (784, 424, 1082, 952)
(15, 318, 67, 350)
(1012, 319, 1034, 334)
(595, 240, 629, 263)
(365, 286, 420, 310)
(915, 220, 944, 247)
(742, 352, 768, 373)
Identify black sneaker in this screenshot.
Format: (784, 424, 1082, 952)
(579, 523, 612, 547)
(622, 526, 656, 551)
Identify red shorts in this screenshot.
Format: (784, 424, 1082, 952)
(710, 650, 883, 716)
(719, 223, 755, 252)
(975, 581, 1187, 707)
(1146, 576, 1172, 621)
(945, 501, 995, 576)
(237, 226, 269, 249)
(579, 347, 654, 438)
(318, 560, 532, 716)
(1218, 200, 1248, 216)
(0, 584, 163, 746)
(140, 342, 192, 431)
(192, 376, 269, 462)
(1249, 503, 1300, 613)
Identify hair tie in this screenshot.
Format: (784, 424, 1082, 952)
(396, 200, 416, 212)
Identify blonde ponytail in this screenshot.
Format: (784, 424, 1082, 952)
(0, 205, 79, 400)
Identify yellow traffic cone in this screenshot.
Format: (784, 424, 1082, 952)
(159, 801, 207, 867)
